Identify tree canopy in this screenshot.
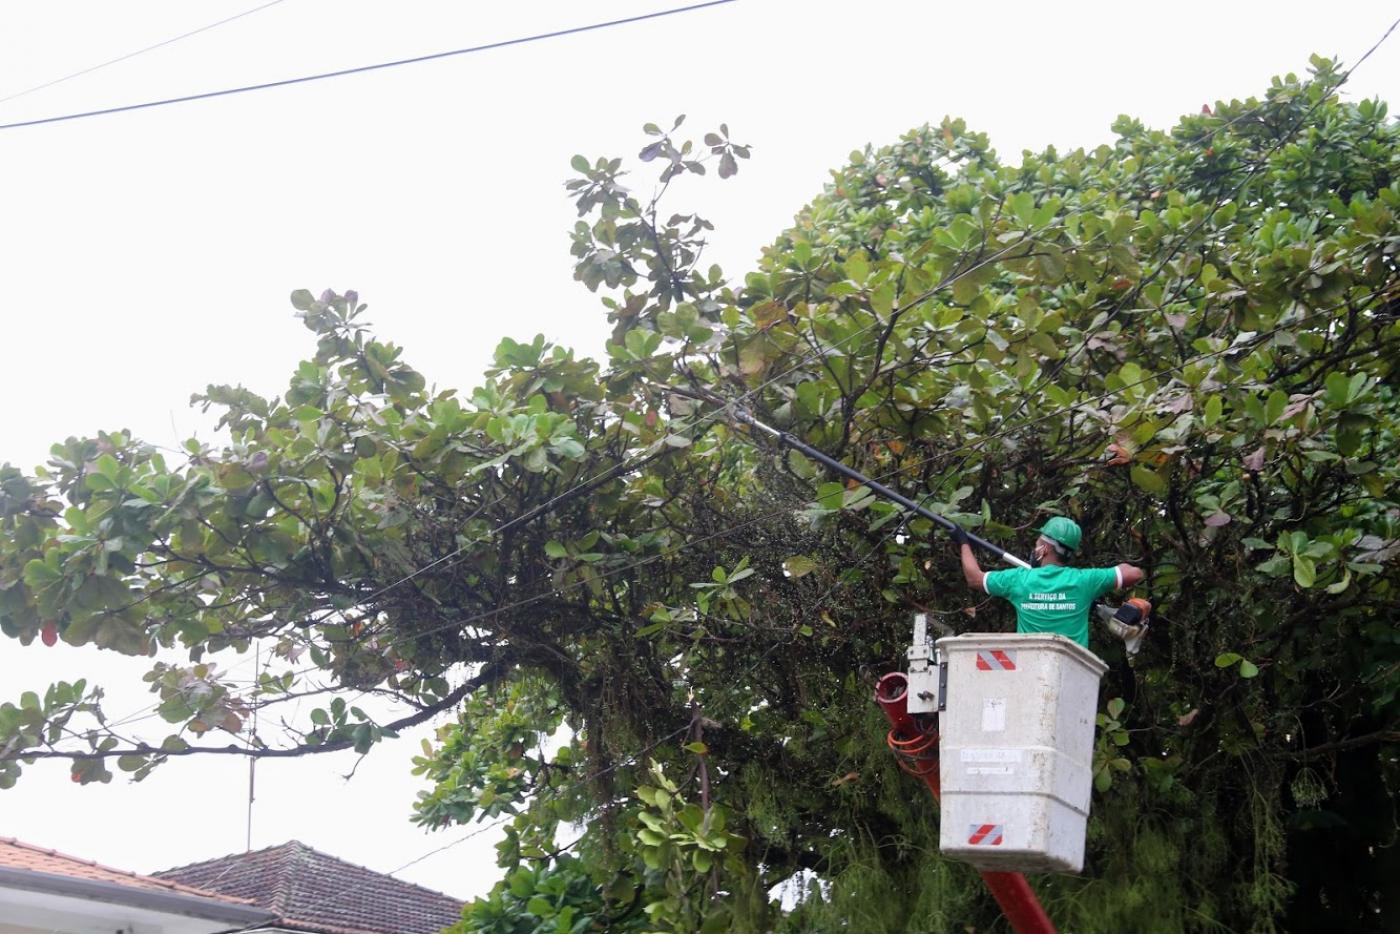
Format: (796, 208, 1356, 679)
(2, 56, 1399, 932)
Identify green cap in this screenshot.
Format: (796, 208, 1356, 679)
(1038, 516, 1082, 552)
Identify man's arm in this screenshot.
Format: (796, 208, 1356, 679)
(954, 526, 986, 590)
(1115, 563, 1144, 589)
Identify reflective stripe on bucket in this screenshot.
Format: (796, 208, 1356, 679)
(975, 649, 1016, 671)
(968, 823, 1004, 846)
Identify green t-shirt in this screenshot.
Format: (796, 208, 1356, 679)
(983, 564, 1123, 647)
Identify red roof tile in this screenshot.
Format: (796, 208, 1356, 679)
(154, 839, 464, 934)
(0, 836, 253, 905)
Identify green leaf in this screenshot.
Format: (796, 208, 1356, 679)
(683, 742, 708, 755)
(94, 454, 121, 480)
(1324, 371, 1351, 407)
(569, 154, 590, 173)
(783, 555, 818, 578)
(870, 284, 895, 318)
(1238, 659, 1259, 679)
(1325, 568, 1352, 594)
(1348, 373, 1368, 402)
(22, 559, 61, 589)
(844, 251, 869, 284)
(1107, 697, 1125, 719)
(1130, 466, 1167, 495)
(544, 541, 569, 559)
(1215, 652, 1242, 668)
(551, 437, 586, 460)
(1036, 243, 1066, 281)
(1203, 394, 1223, 428)
(1293, 555, 1317, 589)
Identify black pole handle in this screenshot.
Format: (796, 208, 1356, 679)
(732, 407, 1030, 569)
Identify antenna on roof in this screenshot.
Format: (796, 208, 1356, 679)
(246, 642, 259, 852)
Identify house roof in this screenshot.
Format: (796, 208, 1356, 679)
(154, 839, 464, 934)
(0, 836, 274, 930)
(0, 835, 255, 904)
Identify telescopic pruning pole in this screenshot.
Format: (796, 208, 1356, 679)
(731, 407, 1031, 569)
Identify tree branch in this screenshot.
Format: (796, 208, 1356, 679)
(1293, 729, 1400, 759)
(8, 661, 508, 764)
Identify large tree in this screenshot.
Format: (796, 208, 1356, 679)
(2, 57, 1399, 932)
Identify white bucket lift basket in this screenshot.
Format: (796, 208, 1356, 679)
(935, 633, 1107, 873)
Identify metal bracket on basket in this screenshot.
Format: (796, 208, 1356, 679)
(907, 614, 942, 715)
(938, 651, 948, 712)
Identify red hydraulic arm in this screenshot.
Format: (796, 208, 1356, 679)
(875, 673, 1056, 934)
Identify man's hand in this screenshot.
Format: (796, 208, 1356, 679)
(949, 525, 970, 547)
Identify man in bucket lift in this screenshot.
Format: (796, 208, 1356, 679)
(953, 517, 1144, 650)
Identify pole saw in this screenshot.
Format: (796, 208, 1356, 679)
(725, 403, 1153, 656)
(726, 405, 1031, 569)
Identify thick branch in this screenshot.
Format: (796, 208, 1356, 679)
(1293, 729, 1400, 759)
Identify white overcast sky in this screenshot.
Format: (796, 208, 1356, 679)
(0, 0, 1397, 907)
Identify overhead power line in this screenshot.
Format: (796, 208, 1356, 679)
(0, 0, 292, 107)
(0, 0, 737, 132)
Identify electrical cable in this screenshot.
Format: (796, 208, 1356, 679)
(0, 1, 738, 132)
(0, 0, 292, 107)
